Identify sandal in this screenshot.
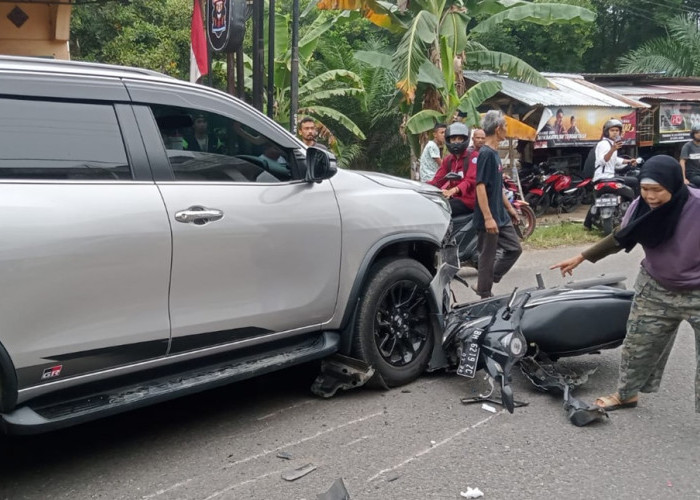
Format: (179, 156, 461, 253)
(594, 393, 638, 411)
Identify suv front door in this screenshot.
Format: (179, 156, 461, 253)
(133, 99, 342, 354)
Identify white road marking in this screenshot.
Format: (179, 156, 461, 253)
(342, 435, 373, 447)
(141, 479, 193, 499)
(226, 410, 384, 467)
(256, 400, 314, 421)
(366, 411, 504, 482)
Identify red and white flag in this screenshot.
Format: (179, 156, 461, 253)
(190, 0, 208, 83)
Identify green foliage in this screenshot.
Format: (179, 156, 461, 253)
(470, 0, 596, 73)
(619, 14, 700, 76)
(71, 0, 191, 79)
(526, 222, 601, 249)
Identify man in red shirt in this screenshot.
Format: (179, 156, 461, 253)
(429, 123, 480, 215)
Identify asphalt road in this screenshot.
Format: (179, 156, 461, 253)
(1, 244, 699, 500)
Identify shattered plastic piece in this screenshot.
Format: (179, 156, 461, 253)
(430, 440, 437, 446)
(387, 472, 400, 482)
(460, 487, 484, 498)
(276, 451, 293, 460)
(481, 403, 497, 413)
(310, 354, 375, 398)
(316, 478, 351, 500)
(281, 463, 317, 481)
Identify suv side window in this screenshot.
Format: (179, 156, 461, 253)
(151, 104, 294, 183)
(0, 98, 131, 181)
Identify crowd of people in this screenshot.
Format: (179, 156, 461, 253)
(416, 111, 700, 416)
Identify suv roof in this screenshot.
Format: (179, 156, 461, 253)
(0, 55, 175, 81)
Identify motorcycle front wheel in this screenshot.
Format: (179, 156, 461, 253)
(517, 205, 536, 239)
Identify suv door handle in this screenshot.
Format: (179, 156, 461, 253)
(174, 206, 224, 224)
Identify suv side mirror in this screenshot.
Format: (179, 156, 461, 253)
(305, 147, 336, 183)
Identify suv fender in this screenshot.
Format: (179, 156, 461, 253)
(336, 233, 443, 355)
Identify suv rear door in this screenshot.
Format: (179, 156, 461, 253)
(126, 81, 342, 354)
(0, 80, 172, 393)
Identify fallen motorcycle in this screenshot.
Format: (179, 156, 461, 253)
(440, 273, 633, 425)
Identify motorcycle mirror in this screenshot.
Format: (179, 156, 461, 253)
(501, 382, 515, 414)
(502, 287, 519, 319)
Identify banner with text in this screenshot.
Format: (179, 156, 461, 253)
(658, 102, 700, 143)
(535, 107, 636, 149)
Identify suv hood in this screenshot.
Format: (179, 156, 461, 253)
(355, 171, 441, 193)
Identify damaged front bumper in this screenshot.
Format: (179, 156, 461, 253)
(427, 241, 460, 372)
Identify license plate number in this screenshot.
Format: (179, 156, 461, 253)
(595, 197, 617, 207)
(457, 331, 482, 378)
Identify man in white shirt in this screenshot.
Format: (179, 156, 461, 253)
(419, 123, 446, 182)
(583, 119, 638, 230)
(593, 119, 637, 182)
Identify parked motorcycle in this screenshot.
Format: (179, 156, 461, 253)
(588, 158, 643, 235)
(441, 273, 633, 425)
(525, 163, 592, 217)
(504, 175, 537, 239)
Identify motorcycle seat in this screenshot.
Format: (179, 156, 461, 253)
(520, 293, 633, 356)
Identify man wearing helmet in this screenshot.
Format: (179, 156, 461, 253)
(680, 124, 700, 187)
(583, 118, 638, 229)
(428, 122, 476, 215)
(593, 119, 637, 182)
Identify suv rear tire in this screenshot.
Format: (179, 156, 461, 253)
(352, 258, 435, 388)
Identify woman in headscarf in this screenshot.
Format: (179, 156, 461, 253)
(551, 155, 700, 412)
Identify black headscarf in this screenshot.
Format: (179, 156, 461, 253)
(614, 155, 690, 251)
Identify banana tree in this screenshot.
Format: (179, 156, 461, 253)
(321, 0, 595, 137)
(271, 11, 366, 150)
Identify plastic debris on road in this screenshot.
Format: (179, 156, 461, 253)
(276, 451, 293, 460)
(481, 403, 497, 413)
(460, 487, 484, 498)
(316, 478, 351, 500)
(281, 463, 317, 481)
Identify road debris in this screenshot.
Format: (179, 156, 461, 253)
(281, 463, 317, 481)
(316, 478, 351, 500)
(276, 451, 293, 460)
(460, 486, 484, 498)
(481, 403, 497, 413)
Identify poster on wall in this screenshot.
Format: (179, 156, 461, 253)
(535, 107, 636, 149)
(658, 102, 700, 143)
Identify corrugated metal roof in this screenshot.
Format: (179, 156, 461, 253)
(463, 71, 649, 108)
(604, 84, 700, 102)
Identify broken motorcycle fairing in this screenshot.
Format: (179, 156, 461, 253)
(442, 275, 634, 425)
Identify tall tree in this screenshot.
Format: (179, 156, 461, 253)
(618, 14, 700, 76)
(71, 0, 191, 80)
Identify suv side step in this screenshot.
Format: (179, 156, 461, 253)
(1, 332, 339, 435)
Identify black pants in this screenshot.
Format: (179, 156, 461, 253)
(688, 174, 700, 188)
(449, 198, 472, 216)
(476, 223, 522, 298)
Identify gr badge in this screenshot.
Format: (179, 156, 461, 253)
(207, 0, 247, 53)
(42, 365, 63, 380)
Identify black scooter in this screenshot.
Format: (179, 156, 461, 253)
(441, 273, 633, 425)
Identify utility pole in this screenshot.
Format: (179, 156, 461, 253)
(289, 0, 299, 133)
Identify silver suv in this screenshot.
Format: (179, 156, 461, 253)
(0, 56, 455, 434)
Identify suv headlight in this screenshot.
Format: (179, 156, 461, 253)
(420, 192, 451, 214)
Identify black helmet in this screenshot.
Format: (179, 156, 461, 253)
(603, 119, 623, 138)
(691, 123, 700, 139)
(445, 122, 471, 155)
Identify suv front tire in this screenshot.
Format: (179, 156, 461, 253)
(352, 258, 435, 388)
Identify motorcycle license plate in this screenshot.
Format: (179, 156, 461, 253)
(457, 330, 482, 378)
(595, 197, 619, 207)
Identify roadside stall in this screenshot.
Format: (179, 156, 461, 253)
(582, 74, 700, 159)
(463, 71, 648, 175)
